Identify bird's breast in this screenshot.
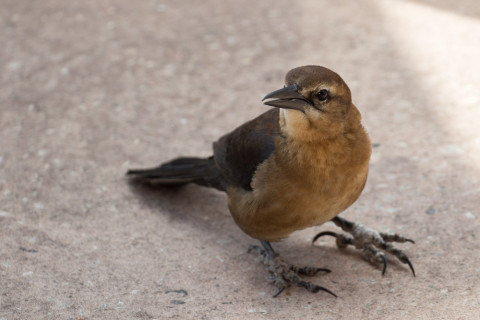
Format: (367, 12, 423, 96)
(227, 132, 371, 241)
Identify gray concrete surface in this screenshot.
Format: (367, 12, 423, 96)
(1, 0, 480, 319)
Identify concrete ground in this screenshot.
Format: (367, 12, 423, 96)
(1, 0, 480, 319)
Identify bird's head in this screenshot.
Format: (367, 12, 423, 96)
(263, 65, 361, 140)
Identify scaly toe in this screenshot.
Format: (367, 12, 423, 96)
(295, 266, 331, 276)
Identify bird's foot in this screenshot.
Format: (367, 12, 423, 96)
(313, 216, 415, 276)
(248, 243, 336, 298)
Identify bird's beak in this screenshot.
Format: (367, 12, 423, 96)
(262, 84, 312, 113)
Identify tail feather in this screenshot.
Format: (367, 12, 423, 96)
(127, 156, 225, 191)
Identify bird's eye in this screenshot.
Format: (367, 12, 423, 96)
(317, 89, 329, 101)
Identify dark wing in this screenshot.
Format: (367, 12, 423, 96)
(213, 108, 281, 191)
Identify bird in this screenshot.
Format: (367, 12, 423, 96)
(127, 65, 415, 297)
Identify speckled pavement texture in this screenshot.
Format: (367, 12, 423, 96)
(1, 0, 480, 319)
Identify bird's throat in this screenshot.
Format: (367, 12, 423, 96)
(280, 108, 313, 141)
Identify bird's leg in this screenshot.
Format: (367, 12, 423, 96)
(312, 216, 415, 276)
(248, 241, 336, 298)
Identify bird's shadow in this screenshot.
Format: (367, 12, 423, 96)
(126, 179, 239, 241)
(128, 179, 219, 215)
(126, 179, 414, 298)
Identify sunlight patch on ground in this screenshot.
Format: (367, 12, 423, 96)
(377, 0, 480, 163)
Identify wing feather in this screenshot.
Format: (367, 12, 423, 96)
(213, 109, 281, 190)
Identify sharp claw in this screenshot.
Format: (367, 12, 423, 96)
(311, 285, 338, 298)
(324, 288, 338, 298)
(406, 238, 415, 244)
(405, 257, 416, 277)
(273, 287, 285, 298)
(380, 255, 387, 276)
(312, 231, 339, 244)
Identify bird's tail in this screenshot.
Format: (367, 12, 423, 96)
(127, 156, 225, 191)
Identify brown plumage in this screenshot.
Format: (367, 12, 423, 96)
(127, 65, 415, 297)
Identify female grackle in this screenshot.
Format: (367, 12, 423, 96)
(127, 65, 415, 297)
